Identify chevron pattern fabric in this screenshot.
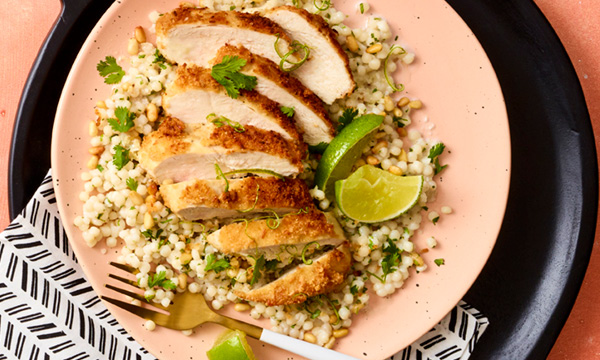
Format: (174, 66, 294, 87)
(0, 171, 488, 360)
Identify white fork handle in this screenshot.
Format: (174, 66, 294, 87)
(260, 329, 361, 360)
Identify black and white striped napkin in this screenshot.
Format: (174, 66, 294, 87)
(0, 171, 488, 360)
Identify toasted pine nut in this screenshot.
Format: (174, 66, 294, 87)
(146, 103, 158, 122)
(145, 194, 156, 208)
(393, 108, 403, 118)
(96, 100, 107, 109)
(397, 97, 410, 107)
(366, 155, 380, 165)
(409, 100, 423, 109)
(346, 35, 359, 53)
(230, 257, 240, 268)
(333, 329, 349, 338)
(127, 38, 139, 55)
(374, 132, 387, 139)
(162, 178, 174, 186)
(325, 337, 336, 349)
(87, 156, 99, 170)
(89, 121, 98, 137)
(366, 43, 383, 54)
(350, 303, 365, 314)
(398, 149, 408, 162)
(89, 146, 104, 155)
(354, 158, 366, 168)
(134, 26, 146, 43)
(378, 111, 387, 117)
(389, 165, 402, 175)
(303, 333, 317, 344)
(397, 127, 408, 137)
(143, 212, 155, 229)
(234, 303, 251, 312)
(178, 273, 187, 290)
(130, 191, 144, 206)
(384, 96, 395, 112)
(329, 315, 338, 324)
(180, 252, 192, 265)
(372, 140, 388, 154)
(147, 181, 158, 195)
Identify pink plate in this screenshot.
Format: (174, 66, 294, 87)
(51, 0, 510, 359)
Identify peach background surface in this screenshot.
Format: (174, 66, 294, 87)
(0, 0, 598, 359)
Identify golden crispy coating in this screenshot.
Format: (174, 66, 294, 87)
(235, 243, 352, 306)
(207, 210, 345, 254)
(156, 6, 292, 43)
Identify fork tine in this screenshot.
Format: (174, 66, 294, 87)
(109, 261, 137, 273)
(108, 273, 138, 287)
(101, 296, 170, 325)
(105, 284, 148, 303)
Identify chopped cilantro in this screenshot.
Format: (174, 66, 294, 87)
(428, 143, 448, 175)
(359, 3, 365, 13)
(153, 49, 168, 69)
(211, 56, 257, 99)
(147, 271, 176, 290)
(280, 106, 295, 118)
(204, 254, 231, 273)
(97, 56, 125, 84)
(265, 259, 279, 271)
(126, 177, 138, 191)
(249, 254, 265, 285)
(112, 144, 130, 170)
(432, 216, 440, 225)
(230, 5, 236, 10)
(208, 113, 245, 133)
(392, 116, 407, 128)
(350, 284, 359, 295)
(434, 258, 445, 266)
(367, 236, 375, 250)
(337, 107, 359, 132)
(381, 238, 401, 281)
(96, 164, 104, 172)
(107, 107, 135, 132)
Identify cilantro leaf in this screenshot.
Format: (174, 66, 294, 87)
(432, 216, 440, 225)
(265, 259, 280, 271)
(107, 107, 135, 132)
(428, 143, 448, 175)
(249, 254, 265, 285)
(281, 106, 295, 118)
(97, 56, 125, 84)
(204, 254, 231, 273)
(96, 164, 104, 172)
(126, 177, 138, 191)
(392, 116, 407, 128)
(211, 56, 257, 99)
(350, 284, 359, 295)
(147, 271, 176, 290)
(337, 107, 359, 132)
(380, 238, 401, 281)
(153, 49, 168, 69)
(112, 144, 130, 170)
(434, 258, 445, 266)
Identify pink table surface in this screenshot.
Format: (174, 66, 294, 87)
(1, 0, 598, 358)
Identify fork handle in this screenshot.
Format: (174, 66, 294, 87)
(260, 329, 361, 360)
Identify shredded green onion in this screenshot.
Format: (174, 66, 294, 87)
(214, 163, 229, 192)
(274, 34, 311, 72)
(384, 45, 406, 92)
(207, 113, 245, 133)
(301, 241, 321, 265)
(313, 0, 330, 11)
(325, 296, 341, 325)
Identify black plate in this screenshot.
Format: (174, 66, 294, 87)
(9, 0, 598, 359)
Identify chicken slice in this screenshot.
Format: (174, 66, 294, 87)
(211, 45, 335, 147)
(235, 243, 352, 306)
(264, 6, 355, 104)
(138, 117, 304, 184)
(156, 7, 292, 67)
(163, 64, 301, 143)
(206, 211, 345, 260)
(160, 177, 314, 220)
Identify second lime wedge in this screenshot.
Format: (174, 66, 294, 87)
(314, 114, 384, 196)
(206, 329, 256, 360)
(335, 165, 423, 223)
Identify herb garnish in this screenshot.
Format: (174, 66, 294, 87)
(147, 271, 176, 291)
(107, 107, 135, 132)
(434, 258, 445, 266)
(281, 106, 295, 118)
(126, 177, 138, 191)
(337, 107, 359, 132)
(153, 49, 168, 69)
(249, 254, 265, 285)
(97, 56, 125, 84)
(96, 164, 104, 172)
(112, 144, 130, 170)
(380, 238, 401, 282)
(384, 45, 406, 92)
(359, 3, 365, 13)
(207, 113, 245, 133)
(204, 253, 231, 273)
(211, 56, 257, 99)
(428, 143, 447, 175)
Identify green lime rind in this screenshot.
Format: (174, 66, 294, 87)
(334, 165, 423, 223)
(314, 114, 384, 195)
(207, 330, 255, 360)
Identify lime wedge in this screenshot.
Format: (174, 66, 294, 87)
(314, 114, 384, 195)
(206, 329, 256, 360)
(335, 165, 423, 223)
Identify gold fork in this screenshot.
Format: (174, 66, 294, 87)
(102, 262, 359, 360)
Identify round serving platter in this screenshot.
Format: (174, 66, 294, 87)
(9, 0, 597, 359)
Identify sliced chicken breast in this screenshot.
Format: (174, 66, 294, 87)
(160, 177, 314, 220)
(206, 211, 345, 260)
(138, 117, 304, 184)
(156, 7, 292, 67)
(235, 243, 352, 306)
(163, 64, 301, 143)
(211, 45, 335, 146)
(264, 6, 355, 104)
